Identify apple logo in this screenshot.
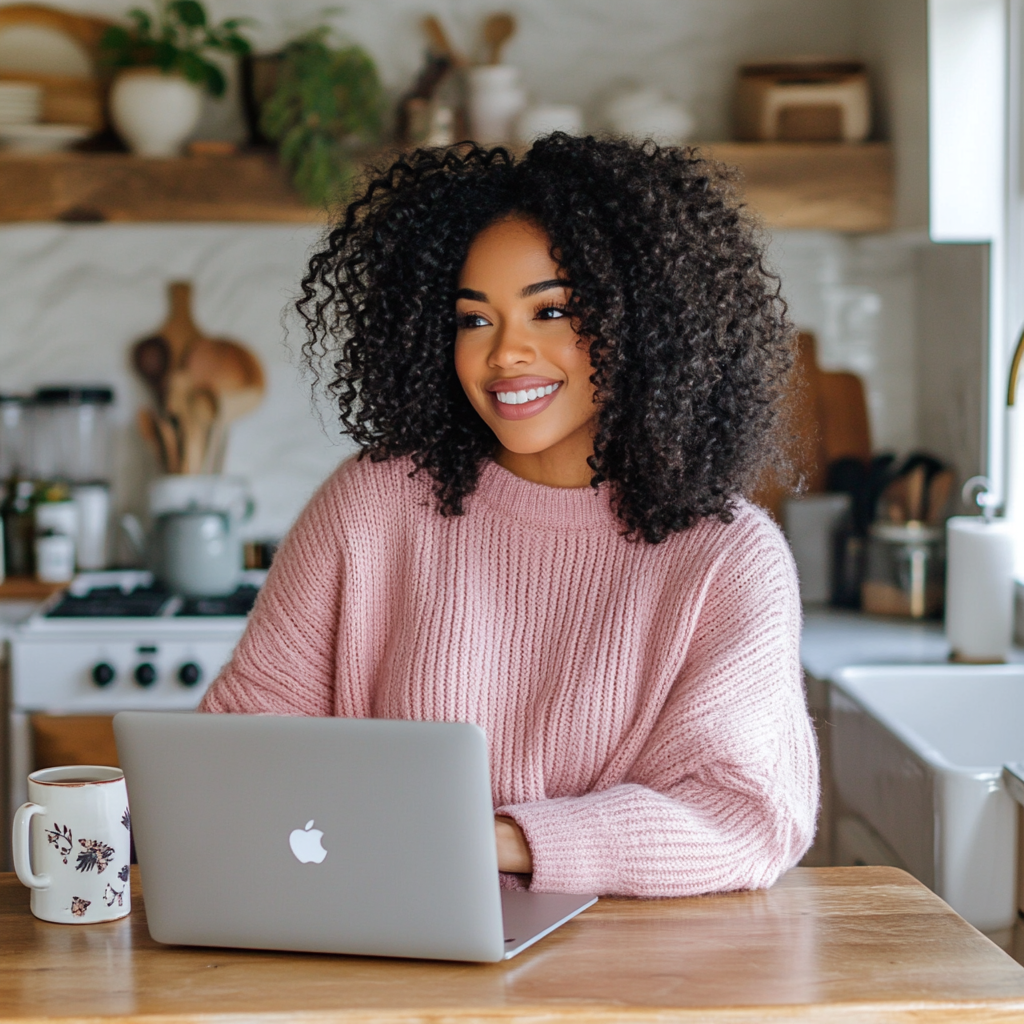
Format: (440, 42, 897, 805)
(289, 819, 327, 864)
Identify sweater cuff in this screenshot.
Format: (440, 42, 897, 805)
(495, 795, 614, 894)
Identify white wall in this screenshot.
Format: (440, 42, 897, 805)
(1, 0, 936, 541)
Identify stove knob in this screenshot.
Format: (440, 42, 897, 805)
(178, 662, 202, 687)
(134, 663, 157, 687)
(92, 662, 116, 687)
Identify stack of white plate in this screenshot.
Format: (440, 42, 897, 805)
(0, 80, 91, 151)
(0, 81, 42, 125)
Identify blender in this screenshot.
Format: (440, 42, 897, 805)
(30, 386, 115, 574)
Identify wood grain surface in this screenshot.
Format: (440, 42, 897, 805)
(2, 866, 1024, 1022)
(0, 143, 892, 231)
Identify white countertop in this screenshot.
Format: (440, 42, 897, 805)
(802, 607, 1023, 681)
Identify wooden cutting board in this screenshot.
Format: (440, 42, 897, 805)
(751, 330, 871, 520)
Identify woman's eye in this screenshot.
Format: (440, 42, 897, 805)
(535, 305, 567, 320)
(457, 312, 490, 329)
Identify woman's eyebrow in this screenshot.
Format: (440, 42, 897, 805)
(455, 288, 487, 301)
(520, 279, 569, 298)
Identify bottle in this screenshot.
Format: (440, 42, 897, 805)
(1, 478, 37, 578)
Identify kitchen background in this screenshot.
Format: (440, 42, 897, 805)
(0, 0, 985, 542)
(6, 0, 1017, 938)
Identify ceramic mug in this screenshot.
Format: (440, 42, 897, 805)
(13, 765, 132, 924)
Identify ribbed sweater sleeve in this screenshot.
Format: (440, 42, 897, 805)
(199, 474, 346, 716)
(495, 524, 818, 897)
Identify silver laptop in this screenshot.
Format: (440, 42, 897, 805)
(113, 712, 596, 962)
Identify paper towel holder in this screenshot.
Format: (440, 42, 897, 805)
(962, 475, 1000, 522)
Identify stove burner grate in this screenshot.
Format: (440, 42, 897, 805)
(47, 586, 172, 618)
(45, 584, 259, 619)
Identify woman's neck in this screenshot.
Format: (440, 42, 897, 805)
(495, 419, 596, 489)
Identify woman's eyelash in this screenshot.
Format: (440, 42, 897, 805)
(534, 302, 568, 319)
(457, 312, 489, 328)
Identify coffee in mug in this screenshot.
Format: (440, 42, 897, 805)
(12, 765, 131, 924)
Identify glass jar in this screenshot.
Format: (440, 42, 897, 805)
(861, 522, 945, 619)
(30, 386, 114, 484)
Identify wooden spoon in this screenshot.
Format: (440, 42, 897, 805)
(180, 388, 218, 475)
(137, 407, 167, 471)
(132, 334, 171, 408)
(926, 469, 955, 526)
(483, 12, 515, 64)
(422, 14, 465, 67)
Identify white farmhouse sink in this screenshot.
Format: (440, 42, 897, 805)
(831, 664, 1024, 933)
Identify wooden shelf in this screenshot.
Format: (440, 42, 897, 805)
(701, 141, 894, 233)
(0, 143, 893, 232)
(0, 576, 63, 601)
(0, 151, 318, 224)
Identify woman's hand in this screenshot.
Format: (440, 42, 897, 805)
(495, 815, 532, 873)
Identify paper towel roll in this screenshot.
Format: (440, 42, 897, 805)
(945, 516, 1015, 662)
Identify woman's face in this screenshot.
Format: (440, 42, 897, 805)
(454, 216, 598, 487)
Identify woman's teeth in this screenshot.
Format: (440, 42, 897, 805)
(495, 383, 559, 405)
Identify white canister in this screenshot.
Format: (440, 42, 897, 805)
(783, 492, 851, 604)
(605, 88, 695, 145)
(12, 765, 132, 924)
(945, 516, 1016, 663)
(110, 68, 203, 157)
(515, 104, 584, 144)
(73, 483, 110, 571)
(467, 65, 527, 145)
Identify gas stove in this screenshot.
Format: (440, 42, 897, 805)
(10, 570, 265, 713)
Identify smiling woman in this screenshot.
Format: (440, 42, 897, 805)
(199, 136, 819, 899)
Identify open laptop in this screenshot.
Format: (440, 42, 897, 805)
(113, 712, 597, 962)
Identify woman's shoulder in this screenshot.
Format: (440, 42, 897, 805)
(666, 497, 796, 587)
(290, 453, 430, 544)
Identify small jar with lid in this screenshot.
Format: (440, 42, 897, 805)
(861, 521, 945, 618)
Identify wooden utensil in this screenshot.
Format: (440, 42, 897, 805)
(132, 334, 171, 407)
(816, 370, 871, 464)
(421, 15, 465, 67)
(482, 12, 515, 64)
(180, 388, 217, 475)
(926, 468, 955, 525)
(904, 464, 927, 523)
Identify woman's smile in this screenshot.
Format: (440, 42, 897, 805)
(487, 377, 562, 418)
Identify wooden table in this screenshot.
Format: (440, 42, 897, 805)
(3, 866, 1024, 1023)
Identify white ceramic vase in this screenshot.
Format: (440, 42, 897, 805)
(111, 69, 203, 157)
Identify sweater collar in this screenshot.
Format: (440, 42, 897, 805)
(475, 459, 621, 532)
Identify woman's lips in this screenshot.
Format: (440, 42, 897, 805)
(487, 380, 562, 421)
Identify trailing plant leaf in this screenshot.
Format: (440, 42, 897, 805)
(100, 0, 254, 97)
(260, 28, 382, 207)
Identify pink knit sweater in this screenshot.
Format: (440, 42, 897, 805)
(200, 455, 818, 896)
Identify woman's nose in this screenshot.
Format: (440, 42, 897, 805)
(488, 320, 534, 368)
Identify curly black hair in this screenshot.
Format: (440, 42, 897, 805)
(298, 134, 793, 544)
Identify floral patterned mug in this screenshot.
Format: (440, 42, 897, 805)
(12, 765, 131, 924)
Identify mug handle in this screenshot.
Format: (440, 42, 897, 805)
(12, 803, 51, 890)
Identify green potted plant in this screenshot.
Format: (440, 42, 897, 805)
(102, 0, 253, 156)
(259, 29, 383, 207)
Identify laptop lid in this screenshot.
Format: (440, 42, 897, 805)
(114, 712, 508, 962)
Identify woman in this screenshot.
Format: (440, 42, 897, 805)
(200, 135, 819, 897)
